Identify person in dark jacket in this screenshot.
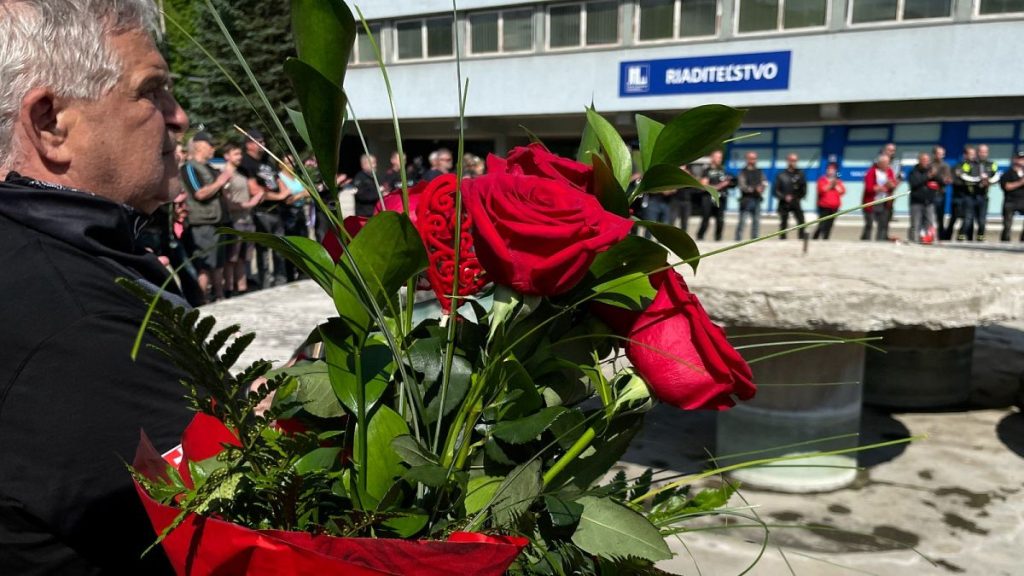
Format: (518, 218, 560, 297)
(353, 153, 382, 217)
(696, 150, 735, 241)
(907, 152, 941, 243)
(1001, 151, 1024, 242)
(735, 151, 766, 241)
(773, 153, 808, 240)
(0, 1, 191, 573)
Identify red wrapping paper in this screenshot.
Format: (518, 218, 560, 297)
(134, 416, 527, 575)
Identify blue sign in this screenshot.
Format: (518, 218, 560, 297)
(620, 51, 791, 97)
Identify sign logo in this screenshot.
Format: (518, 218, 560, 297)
(624, 64, 650, 93)
(619, 51, 791, 97)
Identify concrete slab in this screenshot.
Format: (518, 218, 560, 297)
(686, 241, 1024, 332)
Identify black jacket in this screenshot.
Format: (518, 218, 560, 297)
(773, 169, 807, 209)
(0, 173, 189, 575)
(908, 165, 940, 204)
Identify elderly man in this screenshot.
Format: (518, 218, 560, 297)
(0, 1, 190, 573)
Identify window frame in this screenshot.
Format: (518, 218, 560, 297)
(393, 15, 456, 63)
(633, 0, 720, 44)
(466, 8, 536, 57)
(545, 1, 622, 52)
(973, 0, 1024, 18)
(351, 22, 383, 66)
(845, 0, 954, 28)
(733, 0, 831, 36)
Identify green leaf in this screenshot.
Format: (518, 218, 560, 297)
(498, 359, 544, 419)
(290, 0, 356, 88)
(284, 58, 346, 195)
(635, 114, 665, 172)
(381, 512, 429, 538)
(492, 406, 568, 444)
(222, 230, 335, 294)
(634, 164, 714, 200)
(269, 361, 345, 419)
(488, 285, 520, 342)
(286, 107, 312, 150)
(545, 495, 584, 528)
(637, 220, 700, 273)
(590, 272, 657, 311)
(293, 447, 342, 475)
(586, 108, 633, 190)
(391, 435, 438, 467)
(589, 235, 668, 283)
(491, 460, 543, 528)
(424, 354, 472, 424)
(465, 475, 503, 515)
(577, 106, 601, 164)
(404, 464, 450, 488)
(354, 406, 409, 504)
(591, 154, 630, 217)
(649, 104, 745, 168)
(572, 496, 672, 562)
(323, 337, 393, 416)
(334, 211, 428, 328)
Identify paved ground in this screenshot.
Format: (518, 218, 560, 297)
(202, 241, 1024, 576)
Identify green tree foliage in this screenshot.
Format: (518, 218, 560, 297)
(166, 0, 298, 142)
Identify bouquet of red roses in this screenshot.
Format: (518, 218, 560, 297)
(127, 1, 755, 574)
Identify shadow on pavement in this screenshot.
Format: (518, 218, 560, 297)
(996, 411, 1024, 459)
(857, 406, 911, 467)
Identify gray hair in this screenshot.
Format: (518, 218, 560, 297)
(0, 0, 160, 169)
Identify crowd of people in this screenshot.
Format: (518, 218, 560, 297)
(148, 136, 488, 306)
(636, 142, 1024, 245)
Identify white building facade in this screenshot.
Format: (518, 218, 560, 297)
(344, 0, 1024, 214)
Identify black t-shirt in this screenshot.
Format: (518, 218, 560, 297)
(352, 171, 380, 217)
(1001, 167, 1024, 202)
(240, 154, 280, 210)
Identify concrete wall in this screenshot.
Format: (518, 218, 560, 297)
(344, 19, 1021, 121)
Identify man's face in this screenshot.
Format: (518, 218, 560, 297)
(978, 145, 989, 161)
(62, 30, 188, 214)
(193, 140, 214, 162)
(225, 148, 243, 167)
(1015, 156, 1024, 169)
(934, 147, 945, 160)
(745, 152, 757, 166)
(440, 153, 453, 171)
(710, 151, 723, 166)
(966, 148, 977, 161)
(245, 139, 263, 159)
(919, 154, 931, 168)
(787, 154, 798, 169)
(884, 144, 896, 157)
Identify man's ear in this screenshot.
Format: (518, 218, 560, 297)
(17, 87, 73, 166)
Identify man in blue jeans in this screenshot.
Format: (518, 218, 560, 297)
(735, 151, 766, 240)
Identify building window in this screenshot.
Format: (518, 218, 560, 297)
(849, 0, 951, 24)
(352, 22, 382, 64)
(979, 0, 1024, 14)
(395, 16, 454, 61)
(548, 1, 621, 49)
(637, 0, 718, 41)
(737, 0, 826, 33)
(468, 8, 534, 55)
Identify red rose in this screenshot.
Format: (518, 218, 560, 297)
(487, 143, 593, 195)
(595, 271, 755, 410)
(462, 172, 633, 296)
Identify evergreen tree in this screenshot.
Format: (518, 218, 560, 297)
(172, 0, 298, 145)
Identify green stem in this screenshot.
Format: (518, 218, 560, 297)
(354, 348, 368, 503)
(542, 426, 597, 487)
(631, 435, 924, 506)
